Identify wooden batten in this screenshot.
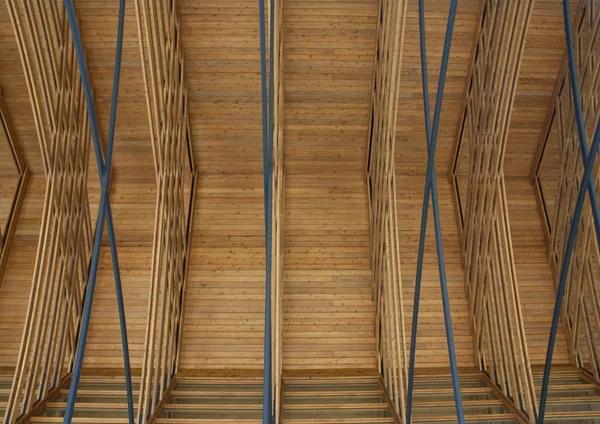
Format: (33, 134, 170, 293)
(448, 1, 537, 421)
(530, 0, 600, 383)
(133, 0, 197, 422)
(366, 0, 408, 420)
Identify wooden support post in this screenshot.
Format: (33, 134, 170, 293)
(4, 2, 93, 422)
(448, 1, 537, 421)
(530, 0, 600, 383)
(366, 0, 408, 421)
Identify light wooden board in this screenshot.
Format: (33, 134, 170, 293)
(283, 175, 376, 370)
(505, 177, 569, 366)
(282, 0, 379, 370)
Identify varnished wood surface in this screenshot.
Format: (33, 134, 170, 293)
(282, 0, 379, 370)
(505, 177, 569, 365)
(284, 175, 376, 370)
(0, 0, 579, 381)
(507, 0, 577, 176)
(180, 174, 266, 370)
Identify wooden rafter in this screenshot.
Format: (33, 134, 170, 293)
(133, 0, 197, 422)
(366, 0, 408, 420)
(530, 0, 600, 383)
(448, 1, 537, 420)
(4, 1, 93, 422)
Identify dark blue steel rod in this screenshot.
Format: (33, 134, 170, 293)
(62, 1, 133, 423)
(561, 0, 600, 251)
(259, 0, 273, 422)
(538, 2, 600, 421)
(407, 1, 464, 422)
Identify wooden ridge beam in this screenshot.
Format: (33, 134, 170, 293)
(448, 1, 537, 421)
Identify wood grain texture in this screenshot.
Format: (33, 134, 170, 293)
(282, 0, 379, 371)
(0, 0, 580, 393)
(505, 177, 569, 367)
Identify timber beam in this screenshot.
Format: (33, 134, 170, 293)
(366, 0, 408, 420)
(449, 1, 537, 421)
(134, 0, 197, 422)
(530, 0, 600, 382)
(4, 1, 93, 422)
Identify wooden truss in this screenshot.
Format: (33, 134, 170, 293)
(4, 1, 93, 422)
(531, 0, 600, 382)
(449, 0, 537, 420)
(366, 0, 408, 421)
(134, 0, 197, 421)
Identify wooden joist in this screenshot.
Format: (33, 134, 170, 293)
(133, 0, 197, 422)
(4, 1, 93, 422)
(448, 0, 537, 420)
(365, 0, 408, 421)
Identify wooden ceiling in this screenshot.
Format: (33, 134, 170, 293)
(0, 0, 574, 372)
(0, 0, 572, 178)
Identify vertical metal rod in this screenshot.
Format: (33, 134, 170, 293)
(62, 0, 133, 423)
(259, 0, 273, 421)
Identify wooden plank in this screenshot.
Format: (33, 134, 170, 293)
(365, 0, 408, 419)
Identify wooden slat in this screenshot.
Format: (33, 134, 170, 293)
(281, 0, 379, 373)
